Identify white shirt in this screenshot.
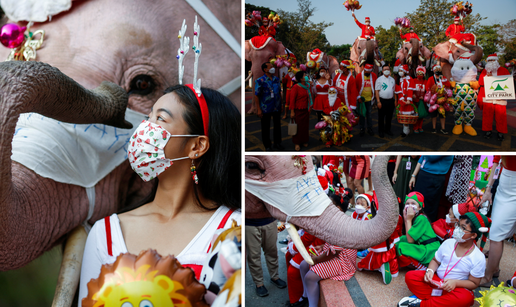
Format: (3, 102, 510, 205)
(435, 238, 486, 280)
(77, 206, 241, 306)
(375, 75, 396, 99)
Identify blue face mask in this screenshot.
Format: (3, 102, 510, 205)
(304, 76, 309, 82)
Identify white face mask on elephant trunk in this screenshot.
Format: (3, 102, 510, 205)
(127, 120, 198, 181)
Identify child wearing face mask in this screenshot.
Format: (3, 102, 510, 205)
(399, 212, 490, 307)
(432, 201, 477, 241)
(396, 192, 440, 271)
(353, 193, 373, 221)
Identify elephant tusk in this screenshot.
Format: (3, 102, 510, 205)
(51, 226, 88, 307)
(286, 223, 314, 265)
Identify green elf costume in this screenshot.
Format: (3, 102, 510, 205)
(396, 191, 440, 269)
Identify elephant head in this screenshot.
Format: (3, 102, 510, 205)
(0, 0, 241, 271)
(396, 38, 432, 77)
(350, 38, 379, 75)
(433, 41, 483, 81)
(245, 155, 399, 263)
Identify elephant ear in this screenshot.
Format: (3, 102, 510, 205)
(433, 42, 452, 60)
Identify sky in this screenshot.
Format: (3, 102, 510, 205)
(245, 0, 516, 46)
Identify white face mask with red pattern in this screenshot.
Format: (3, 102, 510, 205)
(127, 120, 199, 181)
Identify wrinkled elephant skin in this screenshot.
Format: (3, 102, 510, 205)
(245, 156, 399, 250)
(433, 42, 483, 82)
(0, 0, 241, 270)
(350, 38, 379, 75)
(396, 39, 432, 77)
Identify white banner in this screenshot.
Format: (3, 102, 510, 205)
(484, 75, 515, 100)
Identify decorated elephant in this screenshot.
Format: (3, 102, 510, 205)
(0, 0, 241, 273)
(350, 38, 381, 76)
(395, 38, 432, 77)
(449, 52, 481, 136)
(245, 155, 399, 264)
(305, 48, 339, 79)
(433, 41, 483, 83)
(245, 38, 287, 113)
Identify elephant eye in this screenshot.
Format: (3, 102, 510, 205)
(245, 162, 263, 171)
(129, 74, 155, 96)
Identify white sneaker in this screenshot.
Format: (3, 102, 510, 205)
(397, 296, 421, 307)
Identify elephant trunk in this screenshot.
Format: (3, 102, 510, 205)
(365, 40, 375, 64)
(265, 156, 399, 249)
(0, 61, 131, 204)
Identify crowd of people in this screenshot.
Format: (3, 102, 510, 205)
(246, 155, 516, 307)
(250, 9, 514, 151)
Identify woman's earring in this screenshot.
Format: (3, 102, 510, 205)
(191, 160, 199, 184)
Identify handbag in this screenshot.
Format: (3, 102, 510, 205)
(417, 99, 429, 118)
(288, 118, 297, 136)
(357, 99, 367, 118)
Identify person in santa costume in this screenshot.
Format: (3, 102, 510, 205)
(477, 53, 511, 141)
(353, 193, 373, 221)
(445, 16, 476, 48)
(395, 64, 416, 137)
(356, 63, 377, 136)
(426, 60, 451, 134)
(432, 200, 477, 241)
(396, 192, 440, 272)
(399, 212, 490, 307)
(258, 17, 276, 39)
(352, 13, 375, 39)
(321, 86, 342, 115)
(333, 60, 358, 112)
(400, 26, 421, 42)
(412, 66, 427, 134)
(312, 66, 332, 121)
(358, 192, 403, 285)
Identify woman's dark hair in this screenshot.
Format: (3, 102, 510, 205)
(331, 188, 353, 212)
(120, 85, 240, 213)
(294, 71, 305, 85)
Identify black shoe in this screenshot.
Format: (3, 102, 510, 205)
(273, 143, 285, 150)
(431, 128, 437, 134)
(401, 132, 407, 138)
(440, 129, 448, 135)
(484, 131, 492, 139)
(498, 132, 504, 141)
(379, 131, 385, 138)
(367, 129, 374, 136)
(279, 238, 289, 245)
(386, 130, 393, 136)
(256, 285, 269, 297)
(360, 129, 365, 137)
(271, 278, 287, 289)
(286, 298, 308, 307)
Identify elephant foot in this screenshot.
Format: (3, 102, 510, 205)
(452, 124, 463, 135)
(464, 125, 477, 136)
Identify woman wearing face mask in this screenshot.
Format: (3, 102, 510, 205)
(399, 212, 490, 307)
(78, 84, 241, 305)
(290, 70, 313, 151)
(395, 192, 440, 271)
(312, 67, 332, 122)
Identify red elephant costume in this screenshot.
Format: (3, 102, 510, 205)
(478, 53, 511, 134)
(358, 192, 403, 281)
(286, 230, 324, 305)
(354, 16, 375, 39)
(333, 60, 358, 111)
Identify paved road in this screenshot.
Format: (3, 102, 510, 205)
(245, 92, 516, 152)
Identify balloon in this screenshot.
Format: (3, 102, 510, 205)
(475, 282, 516, 307)
(315, 121, 327, 129)
(430, 93, 438, 105)
(270, 58, 276, 65)
(0, 23, 26, 49)
(505, 62, 512, 68)
(82, 249, 208, 307)
(285, 62, 292, 68)
(424, 91, 432, 103)
(245, 20, 253, 27)
(446, 89, 453, 98)
(300, 64, 307, 71)
(306, 60, 316, 69)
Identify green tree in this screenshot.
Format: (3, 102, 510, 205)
(498, 19, 516, 63)
(326, 43, 352, 60)
(404, 0, 484, 48)
(376, 25, 401, 66)
(475, 24, 501, 60)
(276, 0, 334, 61)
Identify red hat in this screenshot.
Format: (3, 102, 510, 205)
(340, 60, 352, 67)
(393, 59, 401, 72)
(416, 65, 426, 74)
(486, 53, 499, 61)
(454, 16, 460, 21)
(400, 64, 409, 73)
(405, 191, 424, 208)
(355, 194, 372, 207)
(452, 199, 478, 218)
(364, 63, 373, 72)
(318, 175, 329, 193)
(458, 52, 473, 61)
(365, 17, 370, 22)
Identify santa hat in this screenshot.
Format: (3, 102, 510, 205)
(318, 175, 329, 194)
(355, 193, 372, 208)
(405, 191, 424, 208)
(454, 16, 460, 22)
(452, 200, 477, 219)
(463, 212, 492, 251)
(400, 64, 410, 73)
(328, 86, 337, 94)
(365, 17, 370, 22)
(340, 60, 353, 68)
(364, 63, 373, 72)
(416, 65, 426, 74)
(458, 52, 473, 61)
(486, 53, 499, 61)
(393, 59, 401, 72)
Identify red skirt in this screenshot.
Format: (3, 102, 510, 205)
(293, 108, 310, 145)
(312, 94, 327, 111)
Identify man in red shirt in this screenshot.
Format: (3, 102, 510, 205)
(477, 53, 511, 141)
(258, 17, 276, 38)
(352, 13, 375, 39)
(399, 27, 421, 42)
